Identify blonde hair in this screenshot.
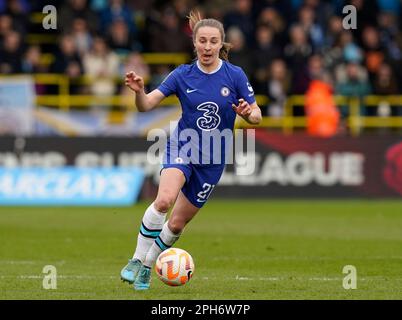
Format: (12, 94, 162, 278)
(188, 10, 232, 61)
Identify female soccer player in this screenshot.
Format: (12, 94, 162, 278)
(120, 10, 262, 290)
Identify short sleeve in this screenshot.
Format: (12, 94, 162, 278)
(235, 68, 256, 105)
(157, 68, 179, 97)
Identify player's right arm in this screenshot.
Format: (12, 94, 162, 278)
(125, 71, 165, 112)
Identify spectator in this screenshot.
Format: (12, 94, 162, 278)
(349, 0, 379, 42)
(265, 59, 290, 117)
(293, 54, 332, 115)
(106, 18, 140, 55)
(0, 31, 23, 73)
(83, 36, 120, 96)
(256, 7, 286, 47)
(324, 15, 344, 49)
(285, 22, 313, 60)
(307, 54, 331, 82)
(70, 17, 93, 57)
(377, 12, 399, 48)
(223, 0, 255, 46)
(22, 45, 46, 73)
(253, 0, 293, 24)
(339, 30, 364, 65)
(330, 30, 364, 79)
(373, 62, 400, 116)
(377, 12, 402, 84)
(59, 0, 99, 33)
(252, 24, 281, 93)
(100, 0, 135, 34)
(3, 0, 29, 34)
(22, 45, 47, 94)
(335, 62, 372, 117)
(373, 62, 398, 95)
(284, 23, 313, 93)
(302, 0, 333, 32)
(148, 7, 192, 53)
(172, 0, 193, 27)
(387, 33, 402, 92)
(50, 34, 84, 94)
(361, 25, 386, 83)
(0, 13, 13, 43)
(226, 26, 253, 77)
(297, 5, 325, 51)
(305, 79, 340, 137)
(335, 59, 368, 88)
(51, 34, 83, 75)
(321, 16, 344, 71)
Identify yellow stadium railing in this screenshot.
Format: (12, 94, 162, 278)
(141, 53, 190, 65)
(1, 73, 401, 135)
(31, 75, 402, 135)
(236, 95, 402, 135)
(26, 34, 59, 45)
(362, 95, 402, 131)
(35, 94, 180, 111)
(36, 52, 190, 67)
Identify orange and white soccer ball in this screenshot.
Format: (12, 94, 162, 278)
(155, 248, 195, 286)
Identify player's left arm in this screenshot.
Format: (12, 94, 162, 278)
(232, 99, 262, 125)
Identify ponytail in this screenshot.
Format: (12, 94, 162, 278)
(188, 10, 202, 32)
(220, 42, 232, 61)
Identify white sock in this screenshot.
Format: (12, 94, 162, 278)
(143, 222, 181, 268)
(132, 202, 166, 262)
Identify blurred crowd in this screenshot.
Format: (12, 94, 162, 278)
(1, 0, 402, 118)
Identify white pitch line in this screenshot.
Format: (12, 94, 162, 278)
(22, 275, 117, 279)
(234, 276, 402, 281)
(0, 275, 117, 279)
(2, 256, 401, 265)
(2, 274, 400, 282)
(0, 260, 38, 265)
(212, 256, 402, 261)
(0, 260, 66, 265)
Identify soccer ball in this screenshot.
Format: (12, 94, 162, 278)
(155, 248, 195, 286)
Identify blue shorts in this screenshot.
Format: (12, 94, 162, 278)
(161, 163, 225, 208)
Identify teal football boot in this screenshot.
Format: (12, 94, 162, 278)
(120, 259, 142, 284)
(134, 265, 151, 290)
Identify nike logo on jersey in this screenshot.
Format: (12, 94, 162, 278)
(186, 88, 198, 93)
(196, 199, 207, 203)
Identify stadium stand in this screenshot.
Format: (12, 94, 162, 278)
(0, 0, 401, 136)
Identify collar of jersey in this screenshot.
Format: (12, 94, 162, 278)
(196, 59, 223, 74)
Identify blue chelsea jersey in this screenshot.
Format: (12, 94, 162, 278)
(157, 59, 256, 165)
(158, 59, 255, 132)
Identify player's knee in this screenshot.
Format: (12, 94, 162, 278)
(167, 218, 185, 234)
(154, 196, 174, 213)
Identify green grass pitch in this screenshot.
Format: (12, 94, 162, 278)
(0, 199, 401, 300)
